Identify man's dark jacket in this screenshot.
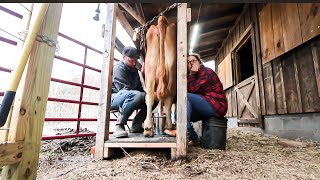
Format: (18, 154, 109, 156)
(112, 61, 144, 93)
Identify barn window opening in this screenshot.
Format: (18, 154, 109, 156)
(237, 38, 254, 82)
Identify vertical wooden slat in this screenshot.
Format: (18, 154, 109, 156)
(232, 86, 238, 117)
(282, 53, 302, 113)
(279, 60, 288, 113)
(95, 3, 117, 160)
(293, 55, 303, 112)
(263, 63, 276, 115)
(2, 4, 63, 179)
(251, 4, 266, 116)
(298, 3, 320, 43)
(250, 25, 263, 127)
(272, 58, 287, 114)
(259, 3, 275, 64)
(176, 3, 187, 160)
(311, 41, 320, 96)
(271, 4, 285, 58)
(281, 3, 303, 52)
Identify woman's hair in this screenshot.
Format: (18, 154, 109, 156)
(188, 53, 203, 64)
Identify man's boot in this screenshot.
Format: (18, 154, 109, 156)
(130, 110, 145, 133)
(114, 114, 128, 138)
(131, 118, 144, 133)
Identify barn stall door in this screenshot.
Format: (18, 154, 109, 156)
(232, 25, 262, 127)
(234, 76, 260, 126)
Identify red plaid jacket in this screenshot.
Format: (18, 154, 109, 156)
(188, 65, 228, 117)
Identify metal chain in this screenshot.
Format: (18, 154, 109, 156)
(18, 31, 60, 54)
(138, 3, 182, 50)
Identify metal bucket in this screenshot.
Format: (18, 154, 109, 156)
(152, 113, 166, 135)
(201, 116, 228, 150)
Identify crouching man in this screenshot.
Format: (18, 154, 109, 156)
(111, 46, 156, 138)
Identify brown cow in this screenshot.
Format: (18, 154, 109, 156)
(143, 16, 177, 137)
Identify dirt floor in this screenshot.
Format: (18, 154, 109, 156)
(36, 129, 320, 180)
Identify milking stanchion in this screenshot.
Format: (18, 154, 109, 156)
(92, 3, 185, 160)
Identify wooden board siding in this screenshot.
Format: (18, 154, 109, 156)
(225, 89, 232, 117)
(263, 62, 276, 115)
(311, 40, 320, 96)
(272, 58, 287, 114)
(261, 37, 320, 115)
(271, 4, 285, 58)
(218, 53, 233, 89)
(259, 4, 275, 64)
(295, 43, 320, 112)
(298, 3, 320, 43)
(232, 86, 238, 117)
(251, 4, 266, 116)
(280, 3, 303, 53)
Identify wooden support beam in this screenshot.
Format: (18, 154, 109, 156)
(135, 3, 146, 22)
(95, 3, 117, 160)
(196, 36, 226, 49)
(176, 3, 187, 161)
(115, 37, 125, 53)
(116, 9, 134, 37)
(2, 3, 63, 179)
(116, 8, 145, 59)
(202, 55, 215, 62)
(0, 142, 24, 167)
(200, 27, 230, 39)
(119, 3, 145, 26)
(193, 43, 221, 52)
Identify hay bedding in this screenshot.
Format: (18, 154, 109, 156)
(37, 129, 320, 179)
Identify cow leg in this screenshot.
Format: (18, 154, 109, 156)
(143, 25, 159, 137)
(164, 97, 173, 130)
(144, 88, 155, 137)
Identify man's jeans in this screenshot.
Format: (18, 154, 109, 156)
(111, 90, 147, 124)
(188, 93, 215, 141)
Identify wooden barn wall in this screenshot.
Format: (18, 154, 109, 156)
(218, 3, 320, 117)
(216, 4, 265, 117)
(263, 36, 320, 115)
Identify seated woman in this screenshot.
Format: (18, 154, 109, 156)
(187, 53, 228, 145)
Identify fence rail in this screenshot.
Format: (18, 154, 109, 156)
(0, 4, 121, 140)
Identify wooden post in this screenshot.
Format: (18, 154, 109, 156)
(175, 3, 188, 160)
(95, 3, 118, 160)
(1, 3, 63, 179)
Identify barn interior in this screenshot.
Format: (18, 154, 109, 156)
(117, 3, 245, 62)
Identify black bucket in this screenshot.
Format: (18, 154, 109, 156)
(201, 116, 228, 150)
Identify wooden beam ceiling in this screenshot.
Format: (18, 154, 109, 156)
(200, 27, 230, 39)
(119, 3, 145, 26)
(193, 42, 221, 52)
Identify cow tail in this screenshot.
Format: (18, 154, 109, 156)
(156, 16, 168, 100)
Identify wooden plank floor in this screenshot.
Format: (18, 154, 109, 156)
(105, 133, 176, 148)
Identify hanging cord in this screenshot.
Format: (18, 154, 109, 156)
(137, 3, 182, 51)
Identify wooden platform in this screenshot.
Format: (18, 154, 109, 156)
(91, 134, 177, 159)
(105, 133, 176, 148)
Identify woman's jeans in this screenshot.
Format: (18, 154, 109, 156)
(188, 93, 215, 141)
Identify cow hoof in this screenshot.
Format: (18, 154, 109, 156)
(143, 130, 154, 137)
